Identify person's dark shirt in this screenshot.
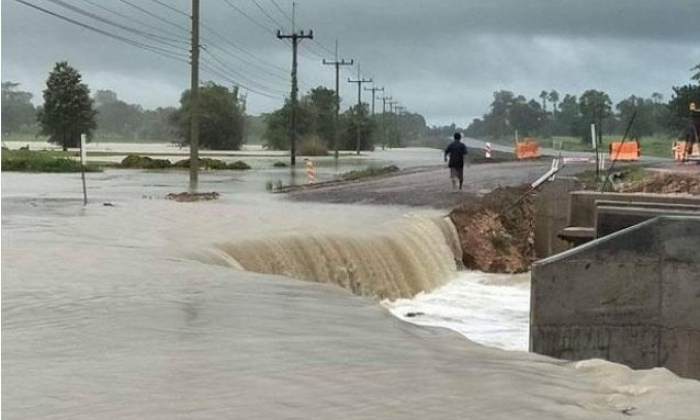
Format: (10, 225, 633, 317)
(445, 141, 468, 168)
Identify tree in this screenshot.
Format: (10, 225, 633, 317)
(511, 99, 545, 137)
(306, 87, 336, 147)
(692, 63, 700, 82)
(263, 98, 314, 150)
(340, 103, 374, 151)
(37, 62, 96, 150)
(615, 95, 655, 139)
(483, 90, 517, 139)
(140, 107, 178, 142)
(94, 90, 143, 138)
(174, 82, 246, 150)
(555, 94, 581, 137)
(578, 89, 612, 144)
(667, 84, 700, 132)
(548, 90, 559, 113)
(2, 82, 36, 135)
(539, 90, 548, 112)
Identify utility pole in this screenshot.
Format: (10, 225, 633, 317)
(364, 86, 384, 116)
(347, 64, 372, 155)
(395, 105, 405, 147)
(277, 3, 312, 166)
(189, 0, 200, 191)
(380, 94, 392, 150)
(387, 100, 397, 148)
(322, 40, 353, 160)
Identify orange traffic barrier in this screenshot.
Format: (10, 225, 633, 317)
(673, 140, 700, 161)
(515, 139, 541, 159)
(608, 141, 640, 161)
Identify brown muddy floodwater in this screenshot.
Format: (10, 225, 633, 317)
(3, 149, 700, 419)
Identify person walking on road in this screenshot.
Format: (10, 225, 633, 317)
(444, 132, 468, 190)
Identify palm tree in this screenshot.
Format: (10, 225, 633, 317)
(548, 90, 559, 113)
(539, 90, 548, 112)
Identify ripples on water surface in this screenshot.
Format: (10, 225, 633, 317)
(3, 148, 700, 419)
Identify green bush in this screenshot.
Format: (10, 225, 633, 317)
(2, 149, 101, 173)
(227, 160, 251, 170)
(272, 161, 287, 167)
(173, 158, 228, 170)
(121, 154, 172, 169)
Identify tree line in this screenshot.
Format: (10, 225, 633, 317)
(465, 68, 700, 144)
(4, 60, 698, 151)
(261, 86, 428, 153)
(2, 61, 429, 153)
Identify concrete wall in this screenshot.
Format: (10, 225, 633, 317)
(596, 201, 700, 237)
(534, 180, 581, 258)
(530, 217, 700, 380)
(568, 191, 700, 228)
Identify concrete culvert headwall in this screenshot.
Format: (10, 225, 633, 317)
(530, 216, 700, 380)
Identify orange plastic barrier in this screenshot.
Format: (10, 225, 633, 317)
(608, 141, 640, 161)
(673, 140, 700, 161)
(515, 139, 541, 159)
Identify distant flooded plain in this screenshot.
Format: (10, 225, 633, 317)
(3, 146, 699, 419)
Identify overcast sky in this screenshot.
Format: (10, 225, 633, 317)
(2, 0, 699, 126)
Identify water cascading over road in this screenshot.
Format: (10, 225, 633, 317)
(205, 217, 462, 299)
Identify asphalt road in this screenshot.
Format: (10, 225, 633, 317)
(286, 160, 585, 209)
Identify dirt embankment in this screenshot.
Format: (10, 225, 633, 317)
(449, 186, 535, 273)
(448, 171, 700, 274)
(618, 172, 700, 195)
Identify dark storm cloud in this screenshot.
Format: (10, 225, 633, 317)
(3, 0, 698, 126)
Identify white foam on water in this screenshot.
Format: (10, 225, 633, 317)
(383, 271, 531, 351)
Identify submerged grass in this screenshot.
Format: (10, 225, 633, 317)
(338, 165, 399, 181)
(1, 148, 102, 173)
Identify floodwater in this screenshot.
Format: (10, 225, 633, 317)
(3, 146, 700, 419)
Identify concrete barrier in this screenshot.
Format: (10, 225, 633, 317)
(596, 201, 700, 237)
(559, 192, 700, 245)
(531, 216, 700, 380)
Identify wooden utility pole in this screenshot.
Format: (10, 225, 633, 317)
(364, 86, 384, 116)
(347, 64, 372, 155)
(189, 0, 200, 191)
(277, 5, 313, 166)
(387, 100, 397, 148)
(395, 105, 405, 146)
(380, 95, 391, 149)
(322, 40, 353, 160)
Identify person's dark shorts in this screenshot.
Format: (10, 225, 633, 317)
(450, 167, 463, 181)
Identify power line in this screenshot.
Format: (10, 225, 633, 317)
(200, 24, 289, 76)
(201, 47, 288, 96)
(199, 63, 283, 100)
(139, 0, 294, 85)
(13, 0, 189, 63)
(144, 0, 190, 18)
(250, 0, 287, 30)
(66, 0, 296, 94)
(42, 0, 186, 48)
(268, 0, 293, 24)
(222, 0, 275, 35)
(116, 0, 190, 33)
(75, 0, 189, 44)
